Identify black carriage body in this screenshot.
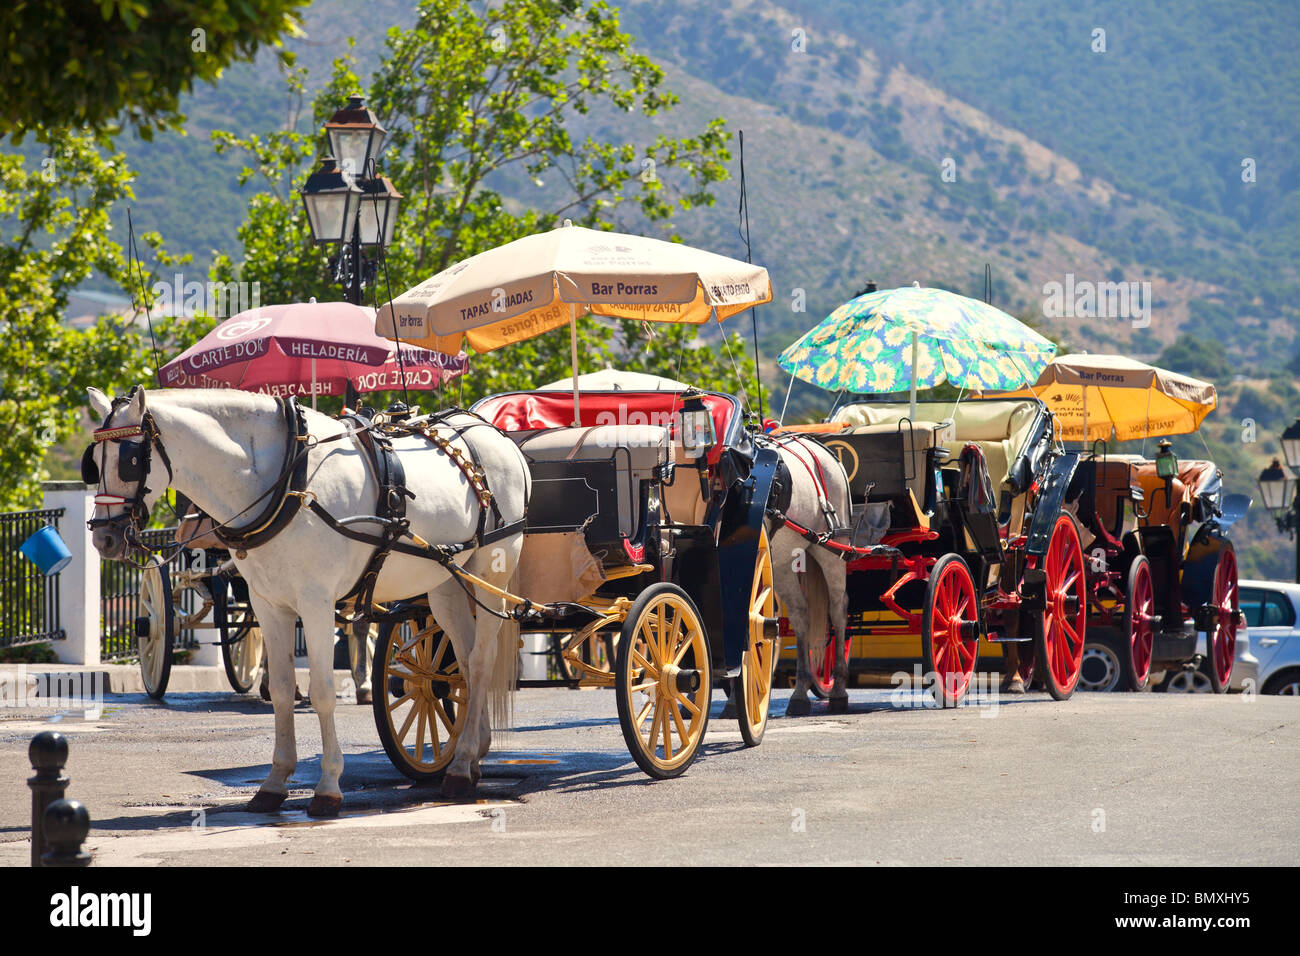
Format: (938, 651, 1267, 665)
(470, 388, 765, 677)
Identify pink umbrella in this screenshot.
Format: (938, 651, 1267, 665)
(159, 301, 466, 405)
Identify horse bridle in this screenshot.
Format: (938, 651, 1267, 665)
(82, 386, 174, 556)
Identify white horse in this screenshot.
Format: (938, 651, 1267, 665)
(764, 435, 853, 715)
(86, 386, 529, 814)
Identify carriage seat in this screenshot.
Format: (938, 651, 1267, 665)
(510, 425, 669, 539)
(828, 399, 1046, 535)
(1132, 459, 1219, 531)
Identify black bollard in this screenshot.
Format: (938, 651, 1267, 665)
(41, 800, 92, 867)
(28, 731, 69, 867)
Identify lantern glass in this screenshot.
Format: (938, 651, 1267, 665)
(1155, 441, 1177, 480)
(679, 397, 715, 458)
(324, 95, 387, 180)
(356, 177, 403, 248)
(1281, 419, 1300, 472)
(1259, 460, 1294, 512)
(300, 158, 362, 244)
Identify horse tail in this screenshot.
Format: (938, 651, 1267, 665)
(489, 559, 520, 736)
(805, 554, 830, 655)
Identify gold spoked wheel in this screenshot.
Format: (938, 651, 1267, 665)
(615, 583, 712, 779)
(136, 556, 175, 700)
(214, 581, 263, 694)
(372, 620, 467, 781)
(736, 527, 777, 746)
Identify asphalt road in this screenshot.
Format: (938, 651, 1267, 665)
(1, 683, 1296, 866)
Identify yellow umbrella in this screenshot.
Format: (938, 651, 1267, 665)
(992, 352, 1217, 442)
(375, 221, 771, 423)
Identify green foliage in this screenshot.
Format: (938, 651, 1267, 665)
(213, 0, 754, 405)
(0, 128, 212, 509)
(0, 0, 308, 141)
(1157, 333, 1233, 382)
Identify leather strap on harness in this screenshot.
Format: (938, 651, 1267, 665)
(214, 398, 310, 551)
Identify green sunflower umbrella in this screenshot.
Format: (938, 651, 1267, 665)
(778, 285, 1057, 419)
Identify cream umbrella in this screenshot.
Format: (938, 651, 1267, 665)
(375, 221, 771, 424)
(992, 353, 1217, 441)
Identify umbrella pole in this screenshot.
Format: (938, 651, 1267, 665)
(569, 303, 581, 427)
(909, 331, 918, 421)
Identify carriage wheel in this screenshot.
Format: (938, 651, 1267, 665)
(1207, 543, 1239, 694)
(615, 583, 712, 779)
(1120, 556, 1155, 691)
(921, 554, 979, 707)
(1034, 514, 1087, 701)
(212, 579, 263, 693)
(809, 626, 848, 699)
(136, 556, 174, 700)
(736, 528, 777, 746)
(372, 620, 467, 781)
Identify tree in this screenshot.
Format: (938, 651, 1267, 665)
(0, 127, 210, 509)
(211, 0, 760, 409)
(1, 0, 308, 141)
(1157, 333, 1233, 383)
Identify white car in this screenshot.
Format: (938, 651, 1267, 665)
(1237, 580, 1300, 695)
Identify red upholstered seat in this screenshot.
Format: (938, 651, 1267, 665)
(474, 390, 737, 464)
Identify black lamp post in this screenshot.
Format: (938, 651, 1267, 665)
(1257, 417, 1300, 584)
(300, 95, 403, 309)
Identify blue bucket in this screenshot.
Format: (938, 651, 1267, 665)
(19, 525, 73, 576)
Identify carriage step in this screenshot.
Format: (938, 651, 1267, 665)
(983, 633, 1032, 643)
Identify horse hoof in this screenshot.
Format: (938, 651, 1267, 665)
(786, 696, 811, 717)
(307, 793, 342, 818)
(246, 790, 286, 813)
(442, 774, 475, 801)
(1000, 676, 1025, 695)
(356, 687, 372, 705)
(827, 696, 849, 714)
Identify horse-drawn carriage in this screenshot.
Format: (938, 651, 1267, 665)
(774, 396, 1086, 704)
(370, 384, 781, 780)
(1064, 446, 1247, 692)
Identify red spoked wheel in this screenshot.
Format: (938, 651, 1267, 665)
(1033, 515, 1086, 700)
(1207, 542, 1238, 694)
(921, 554, 980, 707)
(809, 626, 847, 699)
(1120, 555, 1155, 691)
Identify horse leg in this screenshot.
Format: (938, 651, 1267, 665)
(821, 552, 851, 715)
(348, 618, 373, 705)
(245, 599, 298, 813)
(773, 533, 814, 717)
(427, 579, 479, 799)
(301, 602, 344, 817)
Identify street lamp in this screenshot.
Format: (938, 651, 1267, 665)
(300, 94, 403, 307)
(1257, 416, 1300, 584)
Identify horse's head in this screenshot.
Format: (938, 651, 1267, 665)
(84, 386, 172, 560)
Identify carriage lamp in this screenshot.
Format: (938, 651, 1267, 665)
(679, 392, 716, 459)
(323, 95, 388, 180)
(1154, 439, 1178, 481)
(300, 157, 362, 245)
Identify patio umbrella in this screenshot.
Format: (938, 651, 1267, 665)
(778, 285, 1057, 419)
(159, 301, 466, 407)
(990, 353, 1217, 442)
(374, 220, 771, 423)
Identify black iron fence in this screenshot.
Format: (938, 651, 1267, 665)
(99, 528, 202, 662)
(0, 509, 65, 649)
